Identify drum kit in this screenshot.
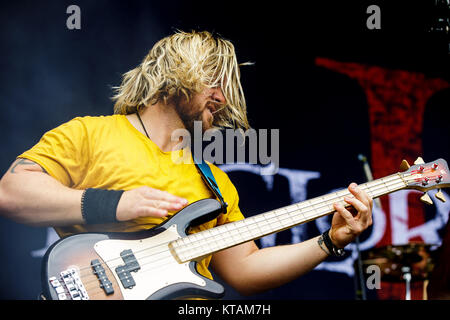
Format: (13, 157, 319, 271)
(354, 155, 442, 300)
(356, 243, 438, 300)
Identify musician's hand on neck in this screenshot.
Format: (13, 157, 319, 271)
(330, 183, 373, 248)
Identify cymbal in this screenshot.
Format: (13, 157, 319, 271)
(357, 243, 437, 282)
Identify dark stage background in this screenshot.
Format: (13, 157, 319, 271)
(0, 0, 449, 300)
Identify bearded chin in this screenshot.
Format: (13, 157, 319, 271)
(174, 105, 203, 149)
(182, 112, 203, 135)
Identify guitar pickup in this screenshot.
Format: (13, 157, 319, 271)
(120, 249, 140, 273)
(115, 249, 140, 289)
(91, 259, 114, 295)
(115, 265, 136, 289)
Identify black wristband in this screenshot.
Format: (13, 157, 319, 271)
(322, 229, 345, 257)
(81, 188, 124, 224)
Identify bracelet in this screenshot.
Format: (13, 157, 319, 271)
(317, 236, 331, 256)
(81, 188, 124, 224)
(321, 229, 345, 257)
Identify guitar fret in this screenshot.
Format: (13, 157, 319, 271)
(277, 210, 288, 226)
(266, 213, 279, 230)
(267, 212, 281, 230)
(238, 219, 254, 239)
(289, 206, 303, 224)
(251, 216, 265, 238)
(364, 182, 375, 199)
(286, 207, 296, 224)
(246, 217, 259, 238)
(225, 224, 243, 246)
(381, 177, 390, 192)
(309, 199, 321, 219)
(280, 209, 291, 228)
(207, 229, 220, 251)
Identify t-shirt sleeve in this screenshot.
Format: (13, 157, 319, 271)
(18, 117, 90, 187)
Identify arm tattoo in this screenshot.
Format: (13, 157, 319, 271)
(10, 159, 48, 174)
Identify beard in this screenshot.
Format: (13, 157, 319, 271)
(173, 97, 208, 154)
(175, 102, 204, 136)
(174, 91, 219, 132)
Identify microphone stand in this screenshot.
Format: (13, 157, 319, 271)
(355, 154, 383, 300)
(354, 234, 367, 300)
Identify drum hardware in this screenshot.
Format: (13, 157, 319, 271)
(356, 243, 438, 300)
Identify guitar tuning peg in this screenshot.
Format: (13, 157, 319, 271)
(435, 189, 446, 203)
(414, 157, 425, 165)
(420, 192, 433, 205)
(399, 160, 411, 171)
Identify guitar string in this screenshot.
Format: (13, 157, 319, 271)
(66, 173, 413, 294)
(77, 175, 413, 297)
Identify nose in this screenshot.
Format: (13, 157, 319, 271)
(211, 87, 226, 104)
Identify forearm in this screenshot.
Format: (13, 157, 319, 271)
(0, 167, 84, 227)
(213, 235, 329, 296)
(0, 158, 189, 227)
(239, 236, 327, 295)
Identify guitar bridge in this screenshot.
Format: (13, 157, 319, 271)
(49, 267, 89, 300)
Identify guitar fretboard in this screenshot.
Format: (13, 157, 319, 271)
(169, 173, 407, 262)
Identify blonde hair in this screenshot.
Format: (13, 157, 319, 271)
(112, 30, 250, 130)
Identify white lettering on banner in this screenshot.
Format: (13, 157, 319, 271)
(390, 188, 450, 245)
(30, 165, 449, 279)
(389, 190, 413, 244)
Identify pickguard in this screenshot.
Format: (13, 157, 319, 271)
(93, 224, 206, 300)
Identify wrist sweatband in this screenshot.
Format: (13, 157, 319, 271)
(322, 229, 345, 257)
(81, 188, 124, 224)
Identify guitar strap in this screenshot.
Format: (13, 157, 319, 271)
(193, 155, 228, 214)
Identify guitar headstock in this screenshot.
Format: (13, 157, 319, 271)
(400, 157, 449, 204)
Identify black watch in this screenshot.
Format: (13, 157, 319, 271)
(322, 229, 345, 257)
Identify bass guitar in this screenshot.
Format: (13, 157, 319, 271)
(42, 157, 449, 300)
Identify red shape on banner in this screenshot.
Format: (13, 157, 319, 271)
(315, 57, 449, 300)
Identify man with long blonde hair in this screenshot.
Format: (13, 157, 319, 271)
(0, 30, 372, 298)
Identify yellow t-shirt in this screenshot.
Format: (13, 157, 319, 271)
(19, 114, 244, 280)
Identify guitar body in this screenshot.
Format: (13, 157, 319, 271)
(42, 199, 225, 300)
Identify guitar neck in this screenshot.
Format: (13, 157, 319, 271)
(169, 172, 407, 263)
